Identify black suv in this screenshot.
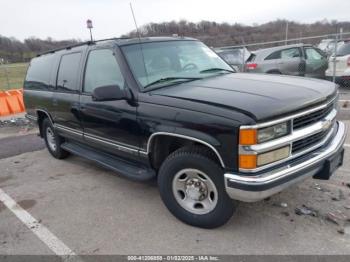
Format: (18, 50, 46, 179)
(24, 37, 346, 228)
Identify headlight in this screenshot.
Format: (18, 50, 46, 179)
(257, 146, 290, 166)
(258, 122, 289, 143)
(238, 121, 291, 170)
(239, 122, 290, 145)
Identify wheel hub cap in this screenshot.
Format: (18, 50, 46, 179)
(185, 178, 207, 201)
(172, 168, 218, 215)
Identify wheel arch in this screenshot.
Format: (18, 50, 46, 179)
(147, 132, 225, 168)
(36, 109, 54, 137)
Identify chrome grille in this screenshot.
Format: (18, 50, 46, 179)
(293, 102, 334, 130)
(292, 129, 330, 154)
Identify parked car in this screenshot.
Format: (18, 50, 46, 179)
(318, 39, 344, 57)
(326, 40, 350, 86)
(245, 44, 328, 78)
(24, 37, 346, 228)
(214, 47, 250, 72)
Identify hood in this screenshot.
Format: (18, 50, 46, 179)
(150, 73, 337, 121)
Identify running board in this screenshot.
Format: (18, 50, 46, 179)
(61, 142, 156, 181)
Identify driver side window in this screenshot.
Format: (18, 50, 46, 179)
(84, 49, 125, 93)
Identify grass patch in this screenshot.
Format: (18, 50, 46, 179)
(0, 63, 28, 91)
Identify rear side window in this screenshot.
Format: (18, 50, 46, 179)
(265, 48, 301, 60)
(83, 49, 125, 93)
(24, 54, 56, 90)
(265, 50, 281, 60)
(56, 52, 82, 92)
(281, 48, 301, 58)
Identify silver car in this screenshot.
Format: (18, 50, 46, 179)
(245, 44, 328, 79)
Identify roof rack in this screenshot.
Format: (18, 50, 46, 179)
(37, 37, 130, 56)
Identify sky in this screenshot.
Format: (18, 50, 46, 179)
(1, 0, 350, 41)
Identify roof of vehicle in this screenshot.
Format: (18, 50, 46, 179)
(37, 36, 198, 56)
(320, 39, 333, 43)
(253, 43, 312, 53)
(116, 36, 197, 46)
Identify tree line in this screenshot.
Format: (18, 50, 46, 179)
(0, 37, 79, 63)
(1, 19, 350, 63)
(122, 19, 350, 48)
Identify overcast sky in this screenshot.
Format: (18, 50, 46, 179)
(1, 0, 349, 41)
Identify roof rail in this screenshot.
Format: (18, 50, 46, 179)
(37, 37, 131, 56)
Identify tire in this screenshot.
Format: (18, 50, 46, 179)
(267, 70, 282, 74)
(42, 118, 69, 159)
(158, 146, 236, 228)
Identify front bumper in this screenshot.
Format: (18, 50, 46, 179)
(224, 121, 347, 202)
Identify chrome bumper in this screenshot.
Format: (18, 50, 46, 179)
(224, 121, 347, 202)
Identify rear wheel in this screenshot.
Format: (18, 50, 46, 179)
(158, 146, 236, 228)
(42, 118, 69, 159)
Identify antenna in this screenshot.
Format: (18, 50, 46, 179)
(130, 3, 141, 40)
(129, 2, 149, 84)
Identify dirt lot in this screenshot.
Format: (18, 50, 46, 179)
(0, 119, 349, 256)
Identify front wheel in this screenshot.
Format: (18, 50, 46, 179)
(158, 146, 236, 228)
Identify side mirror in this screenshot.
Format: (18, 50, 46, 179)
(92, 85, 125, 102)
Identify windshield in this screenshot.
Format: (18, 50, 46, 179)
(336, 43, 350, 57)
(121, 40, 233, 90)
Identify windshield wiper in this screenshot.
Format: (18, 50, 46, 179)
(199, 68, 235, 74)
(144, 77, 201, 89)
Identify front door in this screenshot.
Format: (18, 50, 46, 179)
(79, 48, 141, 161)
(304, 47, 328, 78)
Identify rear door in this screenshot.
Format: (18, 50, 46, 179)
(52, 50, 85, 141)
(278, 47, 303, 76)
(303, 47, 328, 78)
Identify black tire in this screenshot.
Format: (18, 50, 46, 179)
(42, 118, 69, 159)
(267, 70, 282, 74)
(158, 146, 236, 228)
